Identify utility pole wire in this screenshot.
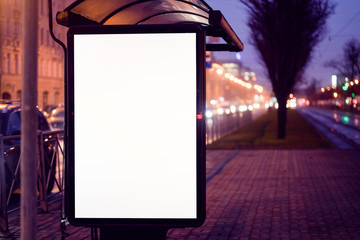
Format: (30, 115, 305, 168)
(320, 8, 360, 56)
(332, 9, 360, 39)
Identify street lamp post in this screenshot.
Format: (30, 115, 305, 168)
(21, 0, 38, 239)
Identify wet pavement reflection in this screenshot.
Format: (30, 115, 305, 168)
(299, 107, 360, 148)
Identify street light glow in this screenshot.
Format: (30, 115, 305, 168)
(331, 75, 337, 88)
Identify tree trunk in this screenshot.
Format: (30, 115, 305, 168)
(277, 96, 287, 139)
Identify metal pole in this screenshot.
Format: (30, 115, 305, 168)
(37, 131, 48, 212)
(21, 0, 38, 239)
(0, 10, 2, 96)
(0, 134, 8, 232)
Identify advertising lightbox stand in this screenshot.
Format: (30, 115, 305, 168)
(66, 24, 206, 239)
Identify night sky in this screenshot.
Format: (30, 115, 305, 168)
(206, 0, 360, 90)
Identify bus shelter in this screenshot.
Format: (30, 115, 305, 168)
(56, 1, 243, 239)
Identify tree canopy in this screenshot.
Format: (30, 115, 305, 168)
(240, 0, 334, 138)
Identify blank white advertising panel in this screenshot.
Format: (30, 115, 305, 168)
(69, 26, 204, 225)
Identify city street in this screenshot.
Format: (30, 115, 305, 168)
(1, 0, 359, 239)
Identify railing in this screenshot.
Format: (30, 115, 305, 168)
(206, 110, 253, 145)
(0, 130, 64, 232)
(0, 110, 258, 232)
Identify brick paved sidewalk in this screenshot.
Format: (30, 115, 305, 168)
(1, 149, 360, 239)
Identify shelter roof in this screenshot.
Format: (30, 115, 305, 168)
(57, 0, 243, 51)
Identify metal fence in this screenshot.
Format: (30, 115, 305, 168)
(206, 110, 253, 145)
(0, 130, 64, 232)
(0, 110, 257, 232)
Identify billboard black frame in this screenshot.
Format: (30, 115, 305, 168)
(65, 24, 206, 228)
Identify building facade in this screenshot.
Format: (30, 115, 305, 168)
(0, 0, 69, 109)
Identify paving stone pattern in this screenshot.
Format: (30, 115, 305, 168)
(0, 149, 359, 239)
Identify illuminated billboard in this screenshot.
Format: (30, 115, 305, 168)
(66, 25, 206, 227)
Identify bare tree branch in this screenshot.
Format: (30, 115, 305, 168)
(325, 38, 360, 82)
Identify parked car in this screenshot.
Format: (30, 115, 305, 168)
(48, 106, 64, 130)
(42, 104, 58, 118)
(0, 101, 56, 195)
